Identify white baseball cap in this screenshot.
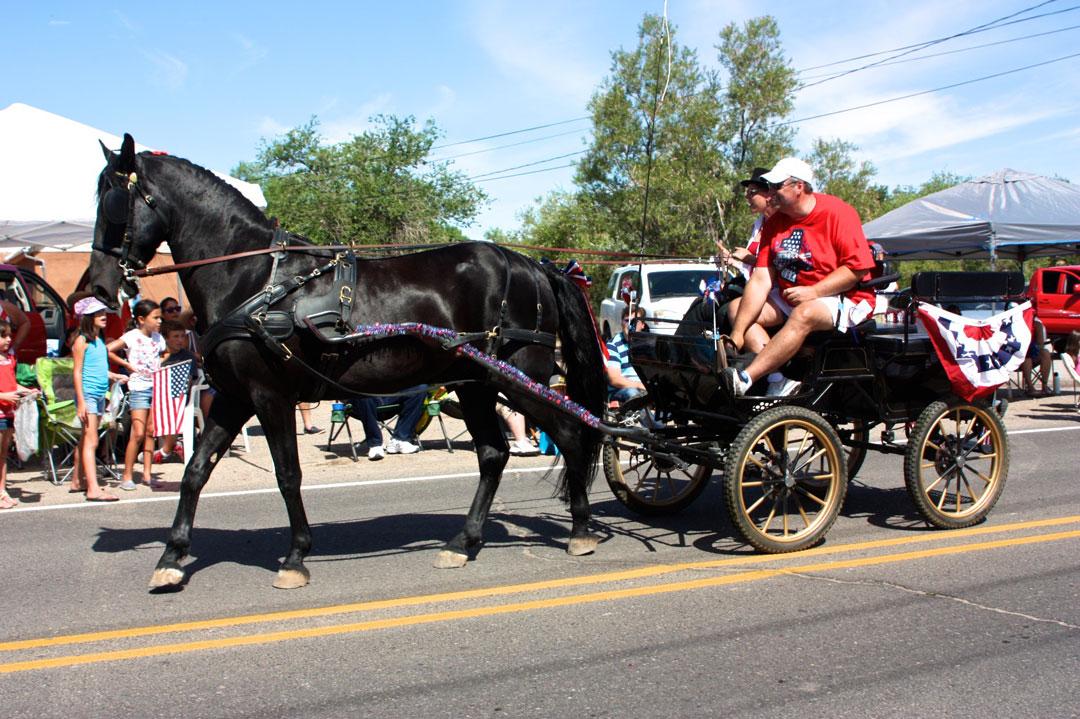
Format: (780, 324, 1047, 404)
(760, 157, 815, 187)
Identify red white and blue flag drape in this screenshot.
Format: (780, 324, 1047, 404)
(152, 360, 193, 437)
(916, 302, 1034, 402)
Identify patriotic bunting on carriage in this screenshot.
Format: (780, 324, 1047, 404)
(915, 302, 1034, 402)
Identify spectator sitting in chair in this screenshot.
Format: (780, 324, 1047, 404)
(606, 307, 646, 404)
(1021, 315, 1053, 397)
(352, 387, 426, 460)
(723, 157, 876, 398)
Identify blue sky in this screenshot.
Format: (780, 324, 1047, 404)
(3, 1, 1079, 239)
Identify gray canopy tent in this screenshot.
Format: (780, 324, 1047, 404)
(863, 169, 1080, 265)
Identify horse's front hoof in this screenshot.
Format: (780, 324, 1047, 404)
(149, 567, 185, 589)
(567, 535, 599, 556)
(272, 567, 310, 589)
(433, 550, 469, 569)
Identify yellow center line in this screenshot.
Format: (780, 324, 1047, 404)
(3, 513, 1079, 655)
(2, 527, 1078, 675)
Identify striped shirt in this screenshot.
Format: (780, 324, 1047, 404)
(605, 332, 640, 387)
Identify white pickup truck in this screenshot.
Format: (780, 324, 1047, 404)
(598, 262, 720, 338)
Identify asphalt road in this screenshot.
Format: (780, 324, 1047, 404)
(2, 417, 1079, 718)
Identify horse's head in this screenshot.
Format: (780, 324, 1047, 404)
(88, 133, 171, 309)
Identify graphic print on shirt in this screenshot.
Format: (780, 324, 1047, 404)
(773, 229, 815, 283)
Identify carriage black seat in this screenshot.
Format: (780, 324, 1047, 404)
(910, 271, 1025, 303)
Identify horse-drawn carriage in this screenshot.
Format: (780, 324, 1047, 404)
(86, 134, 1025, 590)
(602, 270, 1025, 553)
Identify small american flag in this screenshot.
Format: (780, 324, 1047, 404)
(152, 360, 193, 437)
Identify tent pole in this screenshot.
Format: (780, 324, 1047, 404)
(989, 231, 997, 271)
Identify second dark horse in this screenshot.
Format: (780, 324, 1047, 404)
(87, 134, 606, 590)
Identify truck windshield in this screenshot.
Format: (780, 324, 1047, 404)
(648, 270, 718, 299)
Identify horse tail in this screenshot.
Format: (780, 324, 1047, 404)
(543, 264, 606, 498)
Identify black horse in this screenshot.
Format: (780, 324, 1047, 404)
(87, 134, 606, 590)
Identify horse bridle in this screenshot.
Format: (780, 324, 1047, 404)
(96, 168, 161, 286)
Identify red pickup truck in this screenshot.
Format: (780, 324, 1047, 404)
(0, 263, 71, 365)
(1027, 265, 1080, 348)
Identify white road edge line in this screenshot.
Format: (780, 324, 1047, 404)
(7, 424, 1078, 515)
(1008, 425, 1080, 435)
(4, 465, 560, 514)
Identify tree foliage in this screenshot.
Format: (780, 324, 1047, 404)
(542, 15, 806, 258)
(234, 116, 487, 245)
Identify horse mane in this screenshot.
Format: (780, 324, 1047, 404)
(144, 153, 271, 227)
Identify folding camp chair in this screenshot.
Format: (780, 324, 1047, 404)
(35, 357, 122, 485)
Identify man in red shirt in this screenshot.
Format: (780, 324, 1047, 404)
(724, 157, 875, 396)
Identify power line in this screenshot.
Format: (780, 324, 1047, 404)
(797, 0, 1067, 90)
(472, 163, 577, 183)
(796, 2, 1079, 73)
(428, 116, 590, 151)
(467, 151, 585, 180)
(798, 23, 1080, 81)
(428, 127, 588, 162)
(777, 50, 1080, 126)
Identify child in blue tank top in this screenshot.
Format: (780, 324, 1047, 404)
(71, 297, 126, 502)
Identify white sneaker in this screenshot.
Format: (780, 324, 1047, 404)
(508, 439, 539, 456)
(766, 377, 802, 397)
(723, 367, 752, 397)
(386, 438, 420, 454)
(367, 445, 385, 461)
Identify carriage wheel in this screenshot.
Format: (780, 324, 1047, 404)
(602, 415, 712, 516)
(903, 400, 1008, 529)
(725, 406, 847, 553)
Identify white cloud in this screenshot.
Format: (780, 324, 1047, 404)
(48, 19, 71, 27)
(321, 94, 395, 143)
(467, 1, 603, 105)
(231, 33, 268, 75)
(423, 85, 457, 122)
(113, 10, 140, 34)
(257, 116, 290, 138)
(141, 49, 188, 91)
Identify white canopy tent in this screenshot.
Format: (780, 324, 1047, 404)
(0, 102, 266, 253)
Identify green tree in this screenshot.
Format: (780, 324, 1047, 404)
(540, 15, 800, 259)
(806, 138, 889, 221)
(234, 116, 486, 245)
(575, 14, 726, 258)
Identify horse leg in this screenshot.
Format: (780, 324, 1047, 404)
(253, 396, 313, 589)
(533, 406, 601, 556)
(150, 396, 253, 589)
(435, 386, 508, 569)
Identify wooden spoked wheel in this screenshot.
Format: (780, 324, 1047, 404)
(602, 405, 713, 516)
(903, 401, 1008, 529)
(724, 406, 847, 553)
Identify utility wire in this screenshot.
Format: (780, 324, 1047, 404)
(472, 163, 577, 183)
(428, 116, 590, 151)
(467, 151, 585, 180)
(428, 128, 588, 162)
(777, 50, 1080, 126)
(798, 0, 1066, 90)
(799, 22, 1080, 81)
(797, 1, 1078, 73)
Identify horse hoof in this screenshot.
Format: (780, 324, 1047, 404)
(567, 535, 599, 556)
(433, 550, 469, 569)
(272, 567, 310, 589)
(149, 567, 184, 589)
